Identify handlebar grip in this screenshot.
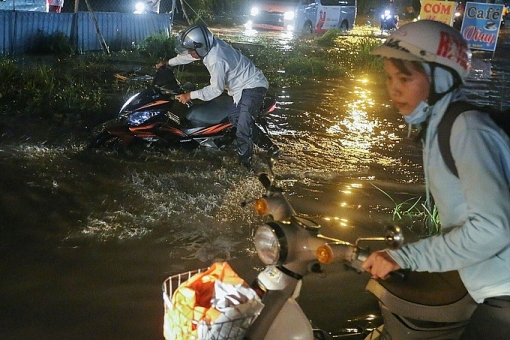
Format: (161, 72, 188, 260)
(258, 173, 272, 190)
(390, 269, 409, 281)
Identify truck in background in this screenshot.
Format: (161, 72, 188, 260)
(0, 0, 46, 12)
(245, 0, 357, 34)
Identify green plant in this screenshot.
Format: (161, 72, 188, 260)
(316, 29, 343, 47)
(137, 33, 178, 61)
(372, 184, 441, 237)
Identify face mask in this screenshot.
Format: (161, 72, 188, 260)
(404, 100, 430, 125)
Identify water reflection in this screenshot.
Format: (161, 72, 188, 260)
(326, 79, 377, 161)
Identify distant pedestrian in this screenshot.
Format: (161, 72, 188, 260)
(47, 0, 64, 13)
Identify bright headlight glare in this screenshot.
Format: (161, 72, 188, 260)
(254, 225, 280, 265)
(251, 7, 259, 16)
(284, 11, 294, 20)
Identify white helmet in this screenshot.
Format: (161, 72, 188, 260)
(371, 20, 471, 82)
(178, 23, 214, 58)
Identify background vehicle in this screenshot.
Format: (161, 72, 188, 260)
(0, 0, 46, 11)
(245, 0, 357, 34)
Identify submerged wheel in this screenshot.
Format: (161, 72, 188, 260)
(88, 131, 121, 149)
(303, 21, 313, 34)
(340, 20, 349, 32)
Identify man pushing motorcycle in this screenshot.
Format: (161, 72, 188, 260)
(156, 23, 280, 171)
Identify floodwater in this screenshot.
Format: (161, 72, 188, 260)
(1, 29, 509, 339)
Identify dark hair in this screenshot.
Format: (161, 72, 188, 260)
(388, 58, 426, 76)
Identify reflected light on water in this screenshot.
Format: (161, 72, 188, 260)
(326, 80, 379, 160)
(322, 216, 352, 228)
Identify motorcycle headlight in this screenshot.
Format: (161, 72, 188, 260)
(126, 110, 159, 126)
(254, 223, 287, 265)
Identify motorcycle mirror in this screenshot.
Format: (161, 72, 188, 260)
(354, 225, 404, 249)
(385, 225, 404, 249)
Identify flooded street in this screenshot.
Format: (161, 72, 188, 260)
(1, 28, 509, 339)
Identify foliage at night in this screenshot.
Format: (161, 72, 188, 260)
(0, 29, 382, 125)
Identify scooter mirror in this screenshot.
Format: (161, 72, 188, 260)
(385, 225, 404, 249)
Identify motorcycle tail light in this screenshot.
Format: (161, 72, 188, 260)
(254, 198, 269, 215)
(254, 224, 281, 265)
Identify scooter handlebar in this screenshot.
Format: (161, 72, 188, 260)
(317, 243, 408, 280)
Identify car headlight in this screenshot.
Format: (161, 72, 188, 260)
(284, 11, 294, 20)
(254, 223, 287, 265)
(251, 7, 259, 16)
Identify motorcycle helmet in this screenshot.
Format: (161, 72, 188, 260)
(371, 20, 471, 83)
(176, 23, 214, 58)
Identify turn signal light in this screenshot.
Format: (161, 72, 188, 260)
(316, 244, 333, 264)
(254, 198, 269, 215)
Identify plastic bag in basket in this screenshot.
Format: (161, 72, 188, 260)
(164, 262, 264, 340)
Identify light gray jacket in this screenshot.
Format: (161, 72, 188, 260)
(168, 38, 268, 105)
(388, 89, 510, 303)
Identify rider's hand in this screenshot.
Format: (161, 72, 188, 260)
(361, 250, 401, 280)
(175, 93, 191, 105)
(155, 60, 167, 69)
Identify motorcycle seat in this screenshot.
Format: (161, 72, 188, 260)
(186, 94, 232, 126)
(366, 271, 477, 322)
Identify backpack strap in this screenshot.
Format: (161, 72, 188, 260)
(437, 101, 479, 178)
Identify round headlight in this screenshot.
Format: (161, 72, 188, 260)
(254, 224, 280, 265)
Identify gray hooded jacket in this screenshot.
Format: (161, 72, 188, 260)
(387, 66, 510, 303)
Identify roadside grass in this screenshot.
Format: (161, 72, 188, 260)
(0, 29, 382, 123)
(372, 184, 441, 237)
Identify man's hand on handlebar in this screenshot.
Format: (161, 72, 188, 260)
(361, 250, 401, 280)
(175, 93, 191, 105)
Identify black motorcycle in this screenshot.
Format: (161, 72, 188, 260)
(89, 66, 277, 150)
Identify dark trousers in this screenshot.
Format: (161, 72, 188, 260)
(229, 87, 269, 163)
(460, 296, 510, 339)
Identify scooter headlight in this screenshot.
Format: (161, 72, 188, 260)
(254, 223, 287, 265)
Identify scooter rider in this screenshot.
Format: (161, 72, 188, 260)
(157, 23, 280, 171)
(361, 20, 510, 339)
